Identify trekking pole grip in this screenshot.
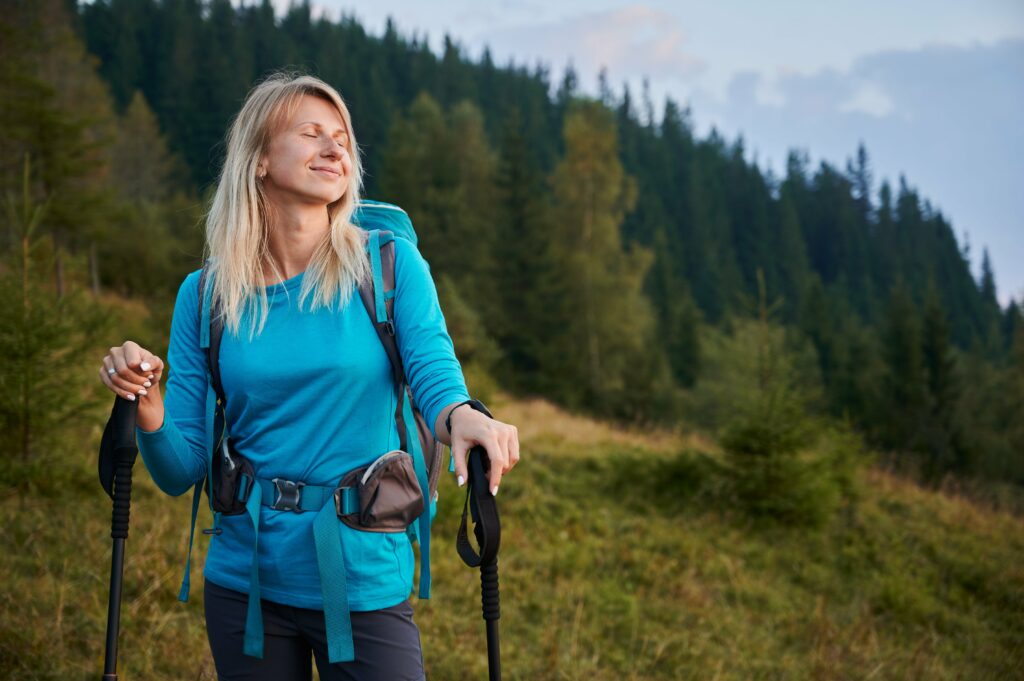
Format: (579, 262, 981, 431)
(480, 560, 499, 621)
(110, 458, 133, 539)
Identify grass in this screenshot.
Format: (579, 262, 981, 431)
(1, 391, 1021, 679)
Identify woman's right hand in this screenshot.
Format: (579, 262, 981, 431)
(99, 341, 166, 431)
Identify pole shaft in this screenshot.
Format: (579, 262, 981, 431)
(102, 457, 133, 678)
(103, 538, 125, 678)
(486, 620, 501, 681)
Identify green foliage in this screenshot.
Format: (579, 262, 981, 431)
(434, 273, 501, 403)
(489, 107, 564, 397)
(717, 273, 859, 527)
(380, 94, 497, 312)
(546, 100, 675, 421)
(0, 157, 112, 493)
(5, 0, 1007, 488)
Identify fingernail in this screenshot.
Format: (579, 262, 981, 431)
(457, 475, 465, 487)
(138, 388, 148, 396)
(141, 362, 151, 371)
(491, 486, 499, 497)
(126, 393, 135, 401)
(148, 374, 155, 380)
(143, 381, 151, 388)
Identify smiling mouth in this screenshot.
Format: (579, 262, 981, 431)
(312, 167, 341, 177)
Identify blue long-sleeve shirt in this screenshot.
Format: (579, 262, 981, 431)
(136, 237, 469, 610)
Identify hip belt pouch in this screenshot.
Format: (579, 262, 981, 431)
(336, 450, 424, 532)
(209, 437, 254, 516)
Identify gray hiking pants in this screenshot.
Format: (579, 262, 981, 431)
(203, 578, 426, 680)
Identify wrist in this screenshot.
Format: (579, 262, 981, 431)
(136, 397, 165, 433)
(444, 398, 492, 437)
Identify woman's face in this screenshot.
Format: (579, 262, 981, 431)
(259, 94, 353, 208)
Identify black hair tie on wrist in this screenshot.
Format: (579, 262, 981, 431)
(445, 398, 491, 436)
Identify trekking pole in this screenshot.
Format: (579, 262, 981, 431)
(97, 396, 141, 681)
(456, 445, 502, 681)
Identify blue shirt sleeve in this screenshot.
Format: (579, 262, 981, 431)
(135, 270, 209, 496)
(392, 237, 470, 439)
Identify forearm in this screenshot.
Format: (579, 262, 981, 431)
(134, 369, 205, 497)
(135, 413, 207, 497)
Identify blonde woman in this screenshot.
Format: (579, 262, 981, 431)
(98, 72, 520, 680)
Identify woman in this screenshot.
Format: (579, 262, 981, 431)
(97, 71, 520, 680)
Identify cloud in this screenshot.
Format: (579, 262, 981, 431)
(691, 37, 1024, 303)
(479, 4, 706, 83)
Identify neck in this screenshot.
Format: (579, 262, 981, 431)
(262, 202, 330, 284)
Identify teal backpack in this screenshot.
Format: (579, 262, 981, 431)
(176, 200, 452, 662)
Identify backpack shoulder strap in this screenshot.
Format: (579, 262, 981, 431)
(358, 230, 406, 418)
(358, 229, 434, 599)
(198, 261, 227, 405)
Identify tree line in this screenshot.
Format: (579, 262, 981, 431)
(1, 0, 1021, 494)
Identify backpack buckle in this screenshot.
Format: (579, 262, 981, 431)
(271, 478, 305, 512)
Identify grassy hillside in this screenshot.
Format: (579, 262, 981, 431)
(1, 393, 1021, 679)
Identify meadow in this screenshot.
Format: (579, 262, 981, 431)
(1, 393, 1020, 680)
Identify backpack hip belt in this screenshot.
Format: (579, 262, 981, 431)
(209, 444, 427, 663)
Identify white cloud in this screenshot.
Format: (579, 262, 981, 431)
(838, 80, 896, 117)
(479, 4, 706, 86)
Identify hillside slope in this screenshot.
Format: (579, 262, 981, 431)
(0, 393, 1020, 679)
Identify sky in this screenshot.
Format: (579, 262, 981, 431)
(264, 0, 1024, 305)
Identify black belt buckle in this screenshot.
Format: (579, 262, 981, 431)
(271, 478, 305, 512)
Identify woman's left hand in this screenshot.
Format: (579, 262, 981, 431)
(449, 407, 520, 497)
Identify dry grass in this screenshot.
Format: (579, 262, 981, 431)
(1, 393, 1021, 680)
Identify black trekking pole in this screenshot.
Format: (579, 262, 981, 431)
(97, 396, 141, 681)
(456, 445, 502, 681)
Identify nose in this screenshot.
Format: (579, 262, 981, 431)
(320, 140, 341, 159)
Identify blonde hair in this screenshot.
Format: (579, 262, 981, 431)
(202, 70, 370, 340)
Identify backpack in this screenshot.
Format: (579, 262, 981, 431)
(176, 200, 449, 662)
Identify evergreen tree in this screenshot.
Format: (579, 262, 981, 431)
(979, 248, 998, 307)
(648, 225, 701, 387)
(379, 94, 497, 311)
(0, 156, 111, 490)
(491, 108, 563, 395)
(920, 283, 966, 481)
(878, 281, 928, 461)
(108, 91, 189, 202)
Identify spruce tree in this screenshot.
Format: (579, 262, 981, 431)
(921, 283, 965, 481)
(879, 281, 928, 464)
(491, 108, 563, 394)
